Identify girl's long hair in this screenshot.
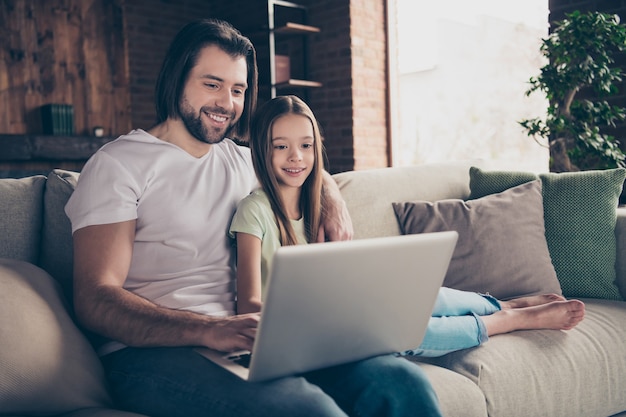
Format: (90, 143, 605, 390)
(249, 95, 325, 245)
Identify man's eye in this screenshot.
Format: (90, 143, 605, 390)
(233, 89, 245, 96)
(205, 83, 218, 89)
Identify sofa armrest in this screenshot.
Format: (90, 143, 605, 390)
(615, 207, 626, 299)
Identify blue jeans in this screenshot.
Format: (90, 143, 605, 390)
(102, 346, 443, 417)
(403, 287, 501, 357)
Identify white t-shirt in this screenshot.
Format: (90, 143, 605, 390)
(65, 129, 258, 320)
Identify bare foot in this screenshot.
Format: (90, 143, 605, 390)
(500, 293, 566, 309)
(483, 299, 585, 335)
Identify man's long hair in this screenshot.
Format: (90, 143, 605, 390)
(154, 18, 258, 142)
(250, 95, 325, 245)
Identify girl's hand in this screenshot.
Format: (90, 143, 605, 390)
(319, 172, 354, 242)
(318, 199, 353, 242)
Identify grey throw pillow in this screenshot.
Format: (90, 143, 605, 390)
(0, 175, 46, 263)
(393, 180, 562, 300)
(40, 169, 79, 306)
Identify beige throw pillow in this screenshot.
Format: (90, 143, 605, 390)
(393, 180, 562, 300)
(0, 258, 113, 415)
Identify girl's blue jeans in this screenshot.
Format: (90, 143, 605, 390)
(403, 287, 501, 357)
(102, 346, 443, 417)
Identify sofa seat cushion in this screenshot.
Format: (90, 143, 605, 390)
(0, 175, 46, 264)
(0, 258, 113, 415)
(422, 300, 626, 417)
(413, 362, 487, 417)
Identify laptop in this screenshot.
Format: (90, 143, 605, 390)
(195, 231, 458, 382)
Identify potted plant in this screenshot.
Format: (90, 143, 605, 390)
(520, 10, 626, 172)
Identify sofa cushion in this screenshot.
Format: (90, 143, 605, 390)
(469, 166, 626, 300)
(393, 180, 562, 300)
(468, 168, 538, 198)
(0, 175, 46, 264)
(40, 169, 79, 305)
(539, 170, 626, 300)
(415, 362, 487, 417)
(423, 299, 626, 417)
(333, 161, 480, 239)
(0, 258, 113, 415)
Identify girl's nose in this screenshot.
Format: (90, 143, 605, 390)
(289, 149, 302, 161)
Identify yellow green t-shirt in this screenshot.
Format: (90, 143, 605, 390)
(229, 189, 307, 294)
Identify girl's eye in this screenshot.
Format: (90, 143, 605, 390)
(302, 143, 313, 149)
(274, 145, 287, 150)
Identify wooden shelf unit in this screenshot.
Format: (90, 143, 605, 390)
(0, 134, 114, 178)
(265, 0, 322, 99)
(275, 79, 323, 89)
(273, 22, 320, 35)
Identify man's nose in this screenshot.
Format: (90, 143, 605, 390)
(215, 89, 234, 110)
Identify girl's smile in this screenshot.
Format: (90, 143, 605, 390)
(282, 167, 307, 176)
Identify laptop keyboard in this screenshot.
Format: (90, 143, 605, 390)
(227, 352, 252, 368)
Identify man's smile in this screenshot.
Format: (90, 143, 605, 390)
(205, 111, 231, 125)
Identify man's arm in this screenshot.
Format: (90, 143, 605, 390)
(318, 170, 354, 242)
(72, 221, 258, 353)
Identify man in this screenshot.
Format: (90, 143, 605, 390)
(66, 18, 443, 417)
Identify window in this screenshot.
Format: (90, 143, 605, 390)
(389, 0, 549, 172)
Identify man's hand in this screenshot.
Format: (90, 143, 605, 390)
(203, 313, 260, 352)
(318, 171, 354, 242)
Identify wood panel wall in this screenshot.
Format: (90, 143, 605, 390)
(0, 0, 131, 136)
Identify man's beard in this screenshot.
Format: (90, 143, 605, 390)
(179, 100, 236, 144)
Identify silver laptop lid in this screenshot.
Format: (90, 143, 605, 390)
(247, 231, 458, 382)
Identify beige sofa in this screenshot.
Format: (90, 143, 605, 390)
(1, 160, 626, 416)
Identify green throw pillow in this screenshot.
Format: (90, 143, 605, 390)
(469, 166, 626, 300)
(468, 167, 537, 200)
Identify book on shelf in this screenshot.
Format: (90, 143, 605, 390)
(41, 104, 74, 136)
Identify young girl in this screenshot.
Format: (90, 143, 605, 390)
(229, 95, 585, 357)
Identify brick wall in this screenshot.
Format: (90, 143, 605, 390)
(305, 0, 355, 173)
(306, 0, 390, 173)
(123, 0, 215, 130)
(348, 0, 389, 170)
(549, 0, 626, 153)
(214, 0, 390, 173)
